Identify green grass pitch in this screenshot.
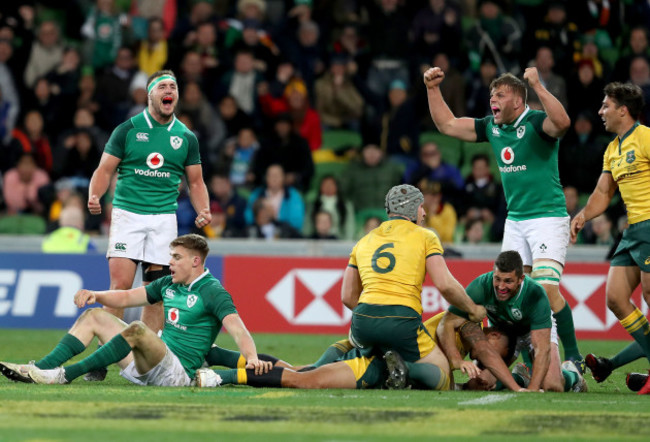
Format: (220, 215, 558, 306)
(1, 329, 649, 441)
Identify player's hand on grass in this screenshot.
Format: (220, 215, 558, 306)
(459, 360, 481, 378)
(246, 358, 272, 375)
(74, 289, 96, 308)
(423, 67, 445, 89)
(569, 212, 585, 244)
(469, 305, 487, 323)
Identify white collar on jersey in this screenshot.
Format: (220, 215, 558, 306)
(512, 105, 530, 128)
(143, 109, 177, 131)
(188, 269, 210, 291)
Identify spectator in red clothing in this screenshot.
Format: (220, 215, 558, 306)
(12, 110, 54, 174)
(2, 152, 50, 215)
(258, 77, 321, 151)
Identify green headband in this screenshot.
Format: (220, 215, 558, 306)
(147, 75, 177, 93)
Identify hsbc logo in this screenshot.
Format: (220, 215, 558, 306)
(266, 269, 351, 325)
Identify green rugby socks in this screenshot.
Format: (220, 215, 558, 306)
(35, 334, 86, 369)
(63, 334, 132, 382)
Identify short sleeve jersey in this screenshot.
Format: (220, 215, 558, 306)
(449, 272, 552, 337)
(146, 271, 238, 378)
(104, 109, 201, 214)
(475, 108, 567, 221)
(348, 218, 444, 314)
(602, 123, 650, 224)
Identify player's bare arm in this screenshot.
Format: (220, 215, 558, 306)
(74, 286, 150, 309)
(222, 314, 271, 375)
(88, 152, 121, 215)
(528, 328, 551, 391)
(427, 255, 486, 322)
(436, 312, 471, 373)
(570, 173, 618, 243)
(185, 164, 211, 228)
(341, 266, 362, 310)
(523, 67, 570, 138)
(459, 323, 524, 391)
(423, 66, 477, 142)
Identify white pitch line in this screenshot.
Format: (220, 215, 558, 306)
(458, 393, 517, 405)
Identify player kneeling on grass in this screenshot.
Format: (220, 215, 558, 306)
(0, 234, 270, 386)
(437, 251, 588, 393)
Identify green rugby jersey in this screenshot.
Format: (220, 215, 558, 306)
(475, 108, 567, 221)
(104, 109, 201, 214)
(449, 272, 552, 338)
(146, 271, 238, 378)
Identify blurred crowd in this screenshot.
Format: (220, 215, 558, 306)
(0, 0, 649, 246)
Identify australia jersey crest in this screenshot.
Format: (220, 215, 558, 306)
(170, 136, 183, 150)
(626, 150, 636, 164)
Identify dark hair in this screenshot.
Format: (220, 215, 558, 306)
(146, 69, 176, 91)
(470, 153, 490, 166)
(170, 234, 209, 262)
(494, 250, 524, 277)
(313, 175, 347, 230)
(490, 73, 527, 103)
(604, 82, 645, 120)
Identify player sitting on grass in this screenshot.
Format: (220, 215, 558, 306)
(0, 234, 269, 386)
(437, 251, 588, 392)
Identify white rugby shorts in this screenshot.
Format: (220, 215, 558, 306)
(501, 216, 570, 267)
(120, 345, 191, 387)
(107, 208, 177, 265)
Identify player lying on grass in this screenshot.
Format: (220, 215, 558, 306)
(437, 250, 587, 392)
(192, 311, 525, 391)
(0, 234, 270, 386)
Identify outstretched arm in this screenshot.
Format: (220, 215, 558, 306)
(423, 67, 478, 141)
(570, 172, 617, 243)
(523, 67, 570, 138)
(74, 286, 150, 309)
(528, 328, 551, 391)
(426, 255, 486, 322)
(223, 313, 271, 375)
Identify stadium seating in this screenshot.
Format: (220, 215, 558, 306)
(321, 130, 363, 152)
(0, 214, 47, 235)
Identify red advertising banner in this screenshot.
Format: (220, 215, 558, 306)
(223, 256, 647, 340)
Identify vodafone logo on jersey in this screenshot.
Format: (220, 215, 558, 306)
(168, 307, 179, 324)
(500, 147, 515, 164)
(266, 269, 350, 325)
(146, 152, 165, 169)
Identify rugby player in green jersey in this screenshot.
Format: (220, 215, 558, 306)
(438, 251, 587, 392)
(571, 82, 650, 394)
(0, 234, 269, 386)
(424, 65, 585, 372)
(87, 70, 211, 336)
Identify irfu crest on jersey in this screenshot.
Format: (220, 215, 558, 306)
(170, 136, 183, 150)
(516, 126, 525, 139)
